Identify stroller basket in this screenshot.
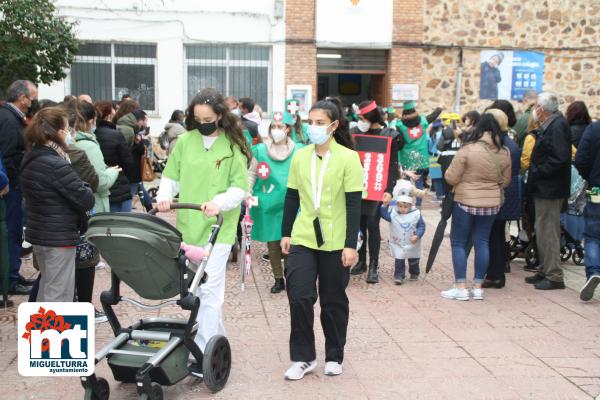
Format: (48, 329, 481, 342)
(87, 212, 185, 300)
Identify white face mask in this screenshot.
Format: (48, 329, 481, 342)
(232, 108, 241, 116)
(357, 120, 371, 133)
(270, 128, 287, 143)
(532, 108, 539, 122)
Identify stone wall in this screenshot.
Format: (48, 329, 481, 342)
(416, 0, 600, 117)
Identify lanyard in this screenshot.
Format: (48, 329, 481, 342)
(311, 151, 331, 215)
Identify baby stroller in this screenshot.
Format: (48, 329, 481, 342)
(80, 204, 231, 400)
(522, 225, 585, 269)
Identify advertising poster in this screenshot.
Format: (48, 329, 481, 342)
(479, 50, 544, 101)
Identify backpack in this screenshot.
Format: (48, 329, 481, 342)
(159, 129, 170, 150)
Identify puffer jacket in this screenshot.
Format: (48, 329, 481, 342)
(116, 113, 139, 148)
(20, 145, 95, 247)
(445, 132, 512, 208)
(164, 122, 186, 155)
(65, 146, 99, 193)
(95, 120, 134, 203)
(496, 133, 522, 221)
(75, 131, 119, 212)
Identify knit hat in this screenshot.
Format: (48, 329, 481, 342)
(393, 179, 414, 205)
(486, 108, 508, 132)
(491, 52, 504, 65)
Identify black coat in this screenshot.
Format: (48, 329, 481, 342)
(0, 104, 26, 184)
(528, 114, 572, 199)
(128, 137, 146, 183)
(570, 122, 590, 148)
(95, 120, 134, 203)
(242, 117, 259, 138)
(20, 145, 95, 247)
(480, 62, 501, 99)
(575, 121, 600, 187)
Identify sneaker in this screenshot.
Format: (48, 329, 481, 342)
(394, 277, 404, 285)
(440, 287, 469, 301)
(580, 275, 600, 301)
(324, 361, 343, 376)
(95, 262, 107, 270)
(471, 287, 484, 300)
(284, 361, 317, 380)
(94, 309, 108, 323)
(409, 274, 419, 281)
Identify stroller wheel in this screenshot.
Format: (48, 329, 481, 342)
(560, 246, 572, 262)
(83, 377, 109, 400)
(203, 335, 231, 393)
(138, 382, 162, 400)
(525, 243, 538, 269)
(573, 248, 585, 266)
(507, 236, 520, 260)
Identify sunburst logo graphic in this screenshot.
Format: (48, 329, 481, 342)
(22, 307, 72, 352)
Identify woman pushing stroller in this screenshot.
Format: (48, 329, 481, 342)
(156, 88, 250, 352)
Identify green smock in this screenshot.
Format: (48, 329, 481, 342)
(397, 116, 430, 170)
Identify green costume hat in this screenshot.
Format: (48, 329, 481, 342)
(285, 99, 302, 115)
(402, 101, 416, 111)
(273, 111, 294, 125)
(386, 107, 396, 114)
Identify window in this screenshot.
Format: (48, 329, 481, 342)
(70, 42, 157, 112)
(185, 44, 271, 112)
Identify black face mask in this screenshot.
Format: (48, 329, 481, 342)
(197, 122, 217, 136)
(26, 99, 39, 118)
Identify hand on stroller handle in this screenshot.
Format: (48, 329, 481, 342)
(149, 202, 224, 226)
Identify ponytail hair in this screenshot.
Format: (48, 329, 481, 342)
(25, 107, 69, 150)
(185, 88, 252, 165)
(311, 97, 354, 150)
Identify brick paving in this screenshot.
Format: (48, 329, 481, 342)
(2, 198, 599, 399)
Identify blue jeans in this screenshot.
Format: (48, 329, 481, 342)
(130, 182, 152, 211)
(450, 204, 496, 284)
(560, 212, 585, 243)
(415, 168, 427, 207)
(432, 179, 444, 200)
(5, 186, 23, 282)
(109, 199, 132, 213)
(583, 202, 600, 279)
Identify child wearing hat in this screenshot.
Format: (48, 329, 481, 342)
(381, 180, 426, 284)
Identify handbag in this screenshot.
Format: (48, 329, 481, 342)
(141, 147, 154, 182)
(76, 235, 99, 270)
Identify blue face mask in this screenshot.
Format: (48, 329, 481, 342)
(308, 122, 334, 145)
(65, 133, 73, 146)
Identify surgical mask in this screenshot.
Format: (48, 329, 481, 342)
(307, 122, 334, 145)
(232, 108, 241, 116)
(271, 128, 287, 143)
(197, 121, 217, 136)
(357, 120, 371, 133)
(65, 132, 73, 146)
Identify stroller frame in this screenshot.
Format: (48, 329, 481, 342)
(81, 205, 230, 400)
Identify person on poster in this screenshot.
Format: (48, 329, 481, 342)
(480, 52, 504, 100)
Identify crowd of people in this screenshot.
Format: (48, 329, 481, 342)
(1, 79, 599, 381)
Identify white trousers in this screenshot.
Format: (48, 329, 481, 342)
(194, 243, 231, 352)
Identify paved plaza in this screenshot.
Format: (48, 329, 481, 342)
(2, 199, 599, 399)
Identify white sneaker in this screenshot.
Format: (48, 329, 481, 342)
(324, 361, 343, 376)
(580, 275, 600, 301)
(95, 262, 107, 270)
(441, 287, 469, 301)
(284, 361, 317, 380)
(471, 287, 484, 300)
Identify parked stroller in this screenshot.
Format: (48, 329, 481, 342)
(81, 204, 231, 400)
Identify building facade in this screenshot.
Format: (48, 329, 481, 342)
(40, 0, 600, 131)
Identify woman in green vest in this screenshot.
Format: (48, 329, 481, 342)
(397, 101, 442, 206)
(249, 110, 302, 294)
(156, 88, 250, 353)
(281, 100, 363, 380)
(286, 99, 309, 145)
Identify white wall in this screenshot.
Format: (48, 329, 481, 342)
(39, 0, 286, 133)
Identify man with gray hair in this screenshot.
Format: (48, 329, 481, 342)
(525, 92, 572, 290)
(0, 80, 38, 296)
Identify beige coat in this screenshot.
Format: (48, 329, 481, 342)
(445, 132, 512, 208)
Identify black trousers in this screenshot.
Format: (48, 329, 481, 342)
(487, 219, 507, 281)
(358, 214, 381, 262)
(286, 245, 350, 363)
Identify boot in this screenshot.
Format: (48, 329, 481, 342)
(350, 259, 367, 275)
(270, 278, 286, 294)
(366, 259, 379, 284)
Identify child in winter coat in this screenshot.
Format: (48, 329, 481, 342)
(382, 180, 426, 284)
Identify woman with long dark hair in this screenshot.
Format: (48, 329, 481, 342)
(281, 99, 363, 380)
(156, 88, 250, 354)
(442, 114, 511, 301)
(566, 101, 592, 148)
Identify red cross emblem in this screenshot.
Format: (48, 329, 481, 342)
(408, 125, 423, 139)
(273, 112, 283, 122)
(257, 162, 271, 180)
(287, 101, 300, 115)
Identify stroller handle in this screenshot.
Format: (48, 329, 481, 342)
(149, 203, 224, 227)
